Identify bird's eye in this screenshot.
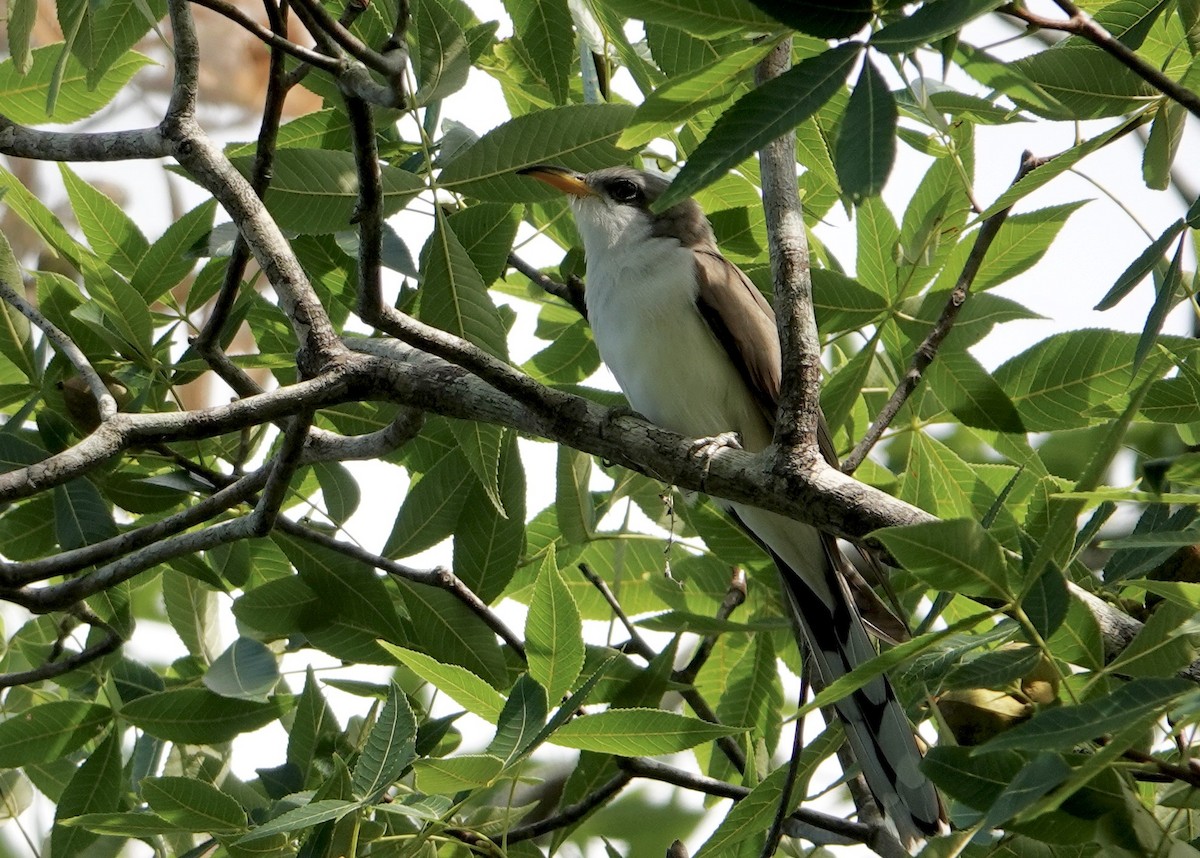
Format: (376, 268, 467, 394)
(609, 179, 641, 204)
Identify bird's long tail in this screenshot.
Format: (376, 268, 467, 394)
(729, 504, 943, 848)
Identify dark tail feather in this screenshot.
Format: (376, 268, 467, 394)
(771, 540, 943, 847)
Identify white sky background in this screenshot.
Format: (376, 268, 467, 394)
(3, 1, 1199, 855)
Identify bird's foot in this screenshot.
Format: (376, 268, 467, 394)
(690, 432, 742, 484)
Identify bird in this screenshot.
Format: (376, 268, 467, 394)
(519, 164, 943, 846)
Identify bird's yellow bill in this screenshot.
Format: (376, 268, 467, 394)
(518, 165, 595, 197)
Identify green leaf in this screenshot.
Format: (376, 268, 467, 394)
(59, 164, 149, 278)
(60, 811, 178, 837)
(1105, 603, 1200, 678)
(0, 46, 153, 124)
(312, 461, 360, 526)
(236, 799, 356, 843)
(58, 0, 165, 88)
(230, 149, 424, 234)
(968, 201, 1089, 292)
(1132, 234, 1184, 374)
(0, 702, 110, 767)
(412, 0, 471, 104)
(744, 0, 868, 37)
(980, 678, 1192, 753)
(232, 575, 321, 637)
(618, 41, 777, 148)
(810, 268, 889, 333)
(50, 728, 120, 858)
(277, 533, 408, 643)
(419, 211, 509, 360)
(140, 776, 246, 832)
(549, 708, 745, 754)
(439, 103, 635, 202)
(992, 329, 1175, 431)
(122, 689, 284, 743)
(977, 119, 1140, 219)
(413, 754, 504, 794)
(855, 195, 900, 300)
(877, 519, 1010, 598)
(835, 56, 896, 202)
(554, 448, 594, 544)
(1094, 218, 1185, 310)
(384, 449, 473, 557)
(944, 645, 1043, 691)
(1143, 100, 1187, 189)
(925, 349, 1025, 432)
(380, 644, 507, 722)
(446, 203, 520, 285)
(53, 478, 118, 550)
(203, 637, 281, 702)
(288, 668, 339, 781)
(162, 572, 218, 660)
(352, 684, 417, 799)
(488, 673, 548, 763)
(655, 44, 860, 210)
(130, 199, 217, 302)
(505, 0, 573, 105)
(1011, 43, 1158, 119)
(447, 419, 506, 515)
(596, 0, 776, 36)
(7, 0, 36, 73)
(392, 583, 508, 687)
(526, 559, 585, 703)
(872, 0, 1005, 53)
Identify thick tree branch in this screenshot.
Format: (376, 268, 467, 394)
(842, 151, 1044, 474)
(0, 123, 168, 160)
(755, 39, 822, 457)
(999, 1, 1200, 120)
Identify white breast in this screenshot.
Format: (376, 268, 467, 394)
(581, 224, 772, 452)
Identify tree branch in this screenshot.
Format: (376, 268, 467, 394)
(999, 1, 1200, 120)
(755, 38, 822, 457)
(0, 122, 168, 161)
(842, 151, 1045, 474)
(618, 757, 869, 846)
(507, 253, 588, 319)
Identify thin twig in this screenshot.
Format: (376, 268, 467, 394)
(0, 275, 116, 422)
(0, 608, 123, 689)
(675, 568, 747, 684)
(0, 468, 268, 586)
(185, 0, 343, 73)
(290, 0, 401, 78)
(448, 771, 633, 846)
(842, 150, 1045, 474)
(507, 253, 588, 319)
(578, 563, 654, 659)
(999, 1, 1200, 120)
(759, 680, 808, 858)
(278, 520, 527, 658)
(618, 757, 869, 845)
(194, 0, 294, 388)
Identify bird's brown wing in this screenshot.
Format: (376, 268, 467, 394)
(692, 247, 782, 419)
(692, 245, 910, 644)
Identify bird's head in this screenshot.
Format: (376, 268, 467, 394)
(518, 165, 713, 252)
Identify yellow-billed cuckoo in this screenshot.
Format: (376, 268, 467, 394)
(520, 165, 942, 844)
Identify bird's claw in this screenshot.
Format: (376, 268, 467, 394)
(690, 432, 742, 483)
